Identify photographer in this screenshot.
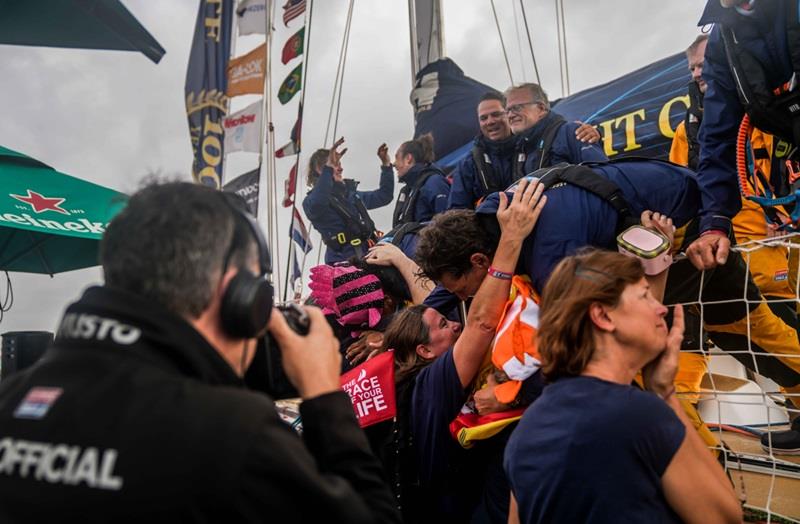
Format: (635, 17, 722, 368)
(0, 182, 399, 523)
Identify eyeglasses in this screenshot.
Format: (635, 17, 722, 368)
(506, 101, 539, 114)
(479, 110, 506, 122)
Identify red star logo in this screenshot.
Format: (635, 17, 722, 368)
(10, 190, 69, 215)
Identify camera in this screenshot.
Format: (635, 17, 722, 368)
(245, 303, 310, 400)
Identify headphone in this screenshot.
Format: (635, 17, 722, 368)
(218, 193, 274, 338)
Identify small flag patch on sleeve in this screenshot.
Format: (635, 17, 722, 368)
(14, 387, 63, 419)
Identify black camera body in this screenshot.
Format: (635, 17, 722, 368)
(245, 303, 310, 400)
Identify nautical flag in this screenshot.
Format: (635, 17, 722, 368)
(227, 43, 267, 97)
(281, 27, 305, 64)
(276, 104, 302, 157)
(236, 0, 266, 35)
(275, 141, 298, 158)
(223, 99, 263, 154)
(282, 0, 305, 26)
(291, 249, 302, 285)
(185, 0, 234, 188)
(223, 168, 260, 216)
(291, 208, 313, 253)
(283, 164, 297, 207)
(291, 102, 303, 147)
(277, 63, 302, 104)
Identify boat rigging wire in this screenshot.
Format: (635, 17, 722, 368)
(284, 0, 315, 301)
(490, 0, 515, 85)
(518, 0, 541, 84)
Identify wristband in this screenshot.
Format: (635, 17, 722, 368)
(487, 267, 513, 280)
(700, 229, 727, 238)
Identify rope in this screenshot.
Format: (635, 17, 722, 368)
(283, 0, 315, 301)
(518, 0, 541, 84)
(556, 0, 571, 95)
(490, 0, 514, 85)
(332, 0, 355, 142)
(511, 0, 526, 82)
(323, 0, 355, 146)
(0, 272, 13, 324)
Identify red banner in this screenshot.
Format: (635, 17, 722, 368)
(340, 351, 396, 428)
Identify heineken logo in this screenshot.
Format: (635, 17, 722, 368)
(10, 190, 70, 215)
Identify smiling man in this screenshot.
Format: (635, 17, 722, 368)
(448, 90, 604, 210)
(505, 83, 607, 176)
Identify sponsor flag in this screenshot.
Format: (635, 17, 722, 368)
(340, 352, 397, 428)
(290, 208, 312, 253)
(223, 168, 260, 216)
(236, 0, 266, 35)
(282, 0, 306, 26)
(278, 63, 302, 104)
(227, 43, 267, 97)
(223, 99, 263, 154)
(281, 26, 305, 64)
(185, 0, 234, 188)
(283, 164, 297, 207)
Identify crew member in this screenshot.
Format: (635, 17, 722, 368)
(0, 182, 400, 523)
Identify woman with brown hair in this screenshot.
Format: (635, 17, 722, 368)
(302, 138, 394, 263)
(391, 133, 451, 227)
(368, 178, 546, 523)
(504, 249, 742, 524)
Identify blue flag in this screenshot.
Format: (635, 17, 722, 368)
(185, 0, 234, 188)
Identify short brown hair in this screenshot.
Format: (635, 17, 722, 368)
(537, 249, 644, 381)
(383, 305, 431, 382)
(415, 209, 496, 281)
(686, 34, 708, 56)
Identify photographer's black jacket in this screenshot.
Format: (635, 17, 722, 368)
(0, 286, 399, 523)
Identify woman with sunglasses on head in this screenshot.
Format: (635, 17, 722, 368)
(504, 246, 742, 524)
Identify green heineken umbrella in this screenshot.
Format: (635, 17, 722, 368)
(0, 145, 128, 275)
(0, 0, 165, 63)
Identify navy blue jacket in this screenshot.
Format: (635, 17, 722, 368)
(393, 163, 450, 225)
(448, 134, 517, 209)
(696, 1, 793, 234)
(517, 112, 608, 176)
(303, 165, 394, 264)
(477, 161, 700, 293)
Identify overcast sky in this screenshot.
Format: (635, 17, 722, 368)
(0, 0, 706, 334)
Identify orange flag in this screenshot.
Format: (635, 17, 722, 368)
(226, 43, 266, 97)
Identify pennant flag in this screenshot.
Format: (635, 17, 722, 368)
(278, 63, 302, 104)
(223, 168, 260, 216)
(290, 208, 313, 253)
(283, 164, 297, 207)
(282, 0, 306, 26)
(236, 0, 266, 35)
(227, 43, 267, 97)
(281, 26, 305, 64)
(223, 99, 263, 154)
(185, 0, 234, 188)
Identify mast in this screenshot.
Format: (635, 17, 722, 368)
(408, 0, 445, 82)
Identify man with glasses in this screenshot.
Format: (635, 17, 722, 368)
(506, 83, 607, 178)
(447, 91, 601, 210)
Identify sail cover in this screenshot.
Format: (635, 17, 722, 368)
(414, 53, 691, 168)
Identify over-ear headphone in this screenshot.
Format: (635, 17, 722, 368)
(218, 193, 274, 338)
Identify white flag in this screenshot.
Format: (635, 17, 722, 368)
(224, 100, 263, 154)
(237, 0, 267, 35)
